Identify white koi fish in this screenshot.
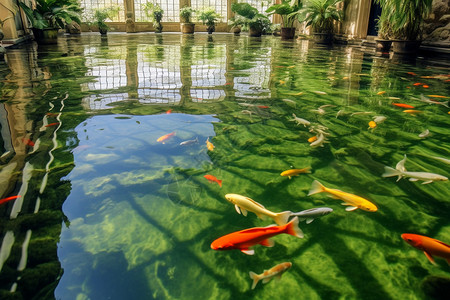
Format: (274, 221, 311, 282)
(382, 155, 448, 184)
(179, 137, 198, 146)
(290, 207, 333, 224)
(224, 194, 292, 226)
(373, 115, 387, 124)
(249, 262, 292, 289)
(289, 113, 310, 127)
(310, 132, 327, 147)
(418, 129, 430, 138)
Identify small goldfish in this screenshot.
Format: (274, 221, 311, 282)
(258, 105, 269, 109)
(308, 180, 377, 212)
(157, 132, 175, 143)
(166, 109, 172, 114)
(249, 262, 292, 289)
(288, 92, 303, 96)
(210, 216, 303, 255)
(427, 95, 448, 98)
(279, 80, 286, 85)
(413, 82, 422, 86)
(368, 121, 377, 129)
(0, 195, 21, 205)
(407, 72, 417, 76)
(224, 82, 232, 86)
(401, 233, 450, 265)
(308, 136, 317, 143)
(392, 103, 415, 108)
(422, 85, 429, 88)
(45, 122, 60, 127)
(342, 76, 349, 80)
(206, 138, 214, 151)
(22, 138, 35, 147)
(280, 167, 311, 179)
(204, 175, 222, 187)
(403, 110, 423, 115)
(376, 91, 386, 95)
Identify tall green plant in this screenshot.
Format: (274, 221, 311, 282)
(300, 0, 342, 33)
(230, 3, 271, 33)
(93, 6, 119, 33)
(198, 7, 221, 33)
(143, 2, 164, 32)
(19, 0, 81, 30)
(266, 0, 303, 28)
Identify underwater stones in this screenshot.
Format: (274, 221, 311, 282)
(421, 275, 450, 300)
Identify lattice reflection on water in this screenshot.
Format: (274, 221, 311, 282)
(82, 93, 129, 110)
(134, 0, 180, 22)
(191, 89, 226, 102)
(80, 0, 125, 22)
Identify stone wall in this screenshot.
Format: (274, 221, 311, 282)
(423, 0, 450, 46)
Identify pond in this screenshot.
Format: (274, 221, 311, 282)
(0, 33, 449, 300)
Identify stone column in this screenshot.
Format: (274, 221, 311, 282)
(0, 0, 19, 39)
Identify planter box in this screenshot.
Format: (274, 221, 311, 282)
(392, 40, 421, 55)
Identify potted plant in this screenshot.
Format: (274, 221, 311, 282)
(180, 6, 195, 34)
(230, 3, 271, 37)
(19, 0, 82, 44)
(93, 6, 119, 35)
(374, 7, 392, 52)
(376, 0, 433, 55)
(198, 7, 221, 34)
(143, 2, 164, 33)
(266, 0, 303, 39)
(299, 0, 343, 44)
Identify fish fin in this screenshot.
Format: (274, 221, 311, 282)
(382, 166, 403, 179)
(259, 238, 275, 248)
(249, 272, 259, 289)
(409, 178, 419, 182)
(345, 206, 358, 211)
(421, 180, 433, 184)
(235, 205, 241, 215)
(395, 155, 407, 172)
(241, 207, 248, 217)
(285, 216, 304, 238)
(308, 180, 325, 196)
(217, 180, 222, 187)
(306, 218, 314, 224)
(274, 211, 292, 226)
(241, 249, 255, 255)
(262, 278, 272, 284)
(423, 251, 437, 265)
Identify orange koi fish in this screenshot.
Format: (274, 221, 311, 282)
(308, 136, 317, 143)
(392, 103, 415, 109)
(156, 132, 175, 143)
(210, 217, 303, 255)
(204, 175, 222, 187)
(206, 138, 214, 151)
(249, 262, 292, 289)
(166, 109, 172, 114)
(422, 84, 429, 88)
(22, 138, 35, 147)
(407, 72, 417, 76)
(258, 105, 269, 109)
(403, 110, 423, 115)
(401, 233, 450, 265)
(280, 167, 311, 179)
(413, 82, 422, 86)
(0, 195, 21, 205)
(368, 121, 377, 129)
(427, 95, 448, 98)
(45, 122, 60, 127)
(376, 91, 386, 95)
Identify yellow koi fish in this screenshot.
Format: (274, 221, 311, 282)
(249, 262, 292, 289)
(224, 194, 292, 226)
(206, 138, 214, 151)
(308, 180, 377, 212)
(280, 167, 311, 179)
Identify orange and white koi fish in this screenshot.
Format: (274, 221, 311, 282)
(308, 180, 377, 212)
(392, 103, 415, 108)
(0, 195, 21, 205)
(280, 167, 311, 179)
(249, 262, 292, 289)
(204, 175, 222, 187)
(224, 194, 292, 226)
(401, 233, 450, 265)
(206, 138, 214, 151)
(210, 217, 303, 255)
(157, 132, 175, 143)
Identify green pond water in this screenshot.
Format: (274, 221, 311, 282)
(0, 33, 449, 300)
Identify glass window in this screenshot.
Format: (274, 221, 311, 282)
(80, 0, 125, 22)
(134, 0, 180, 22)
(191, 0, 227, 22)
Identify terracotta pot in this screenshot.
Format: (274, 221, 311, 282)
(249, 27, 262, 37)
(32, 28, 59, 44)
(375, 39, 392, 52)
(392, 40, 421, 55)
(181, 23, 195, 34)
(281, 27, 295, 39)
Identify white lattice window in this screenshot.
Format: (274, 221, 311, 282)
(191, 0, 227, 22)
(80, 0, 125, 22)
(134, 0, 180, 22)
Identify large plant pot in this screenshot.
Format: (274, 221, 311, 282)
(313, 33, 333, 44)
(281, 27, 296, 39)
(231, 26, 241, 35)
(375, 39, 392, 52)
(181, 23, 195, 34)
(32, 28, 59, 44)
(392, 40, 421, 55)
(249, 27, 262, 37)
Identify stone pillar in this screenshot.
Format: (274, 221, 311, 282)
(0, 0, 19, 39)
(180, 0, 190, 8)
(342, 0, 371, 39)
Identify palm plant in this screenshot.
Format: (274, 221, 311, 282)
(266, 0, 303, 28)
(180, 6, 195, 23)
(230, 3, 271, 36)
(198, 7, 221, 34)
(143, 2, 164, 33)
(300, 0, 343, 34)
(93, 6, 119, 35)
(19, 0, 81, 30)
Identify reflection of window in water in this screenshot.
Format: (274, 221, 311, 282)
(80, 0, 125, 22)
(134, 0, 180, 22)
(137, 44, 182, 103)
(191, 0, 227, 22)
(191, 89, 226, 102)
(191, 45, 226, 87)
(82, 93, 129, 110)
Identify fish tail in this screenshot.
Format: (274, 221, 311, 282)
(217, 180, 222, 187)
(249, 272, 260, 289)
(285, 216, 304, 238)
(308, 180, 325, 196)
(274, 211, 292, 226)
(382, 166, 403, 181)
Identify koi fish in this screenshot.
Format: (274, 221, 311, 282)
(373, 116, 386, 124)
(403, 110, 423, 115)
(308, 180, 377, 212)
(382, 155, 448, 184)
(206, 138, 214, 151)
(204, 175, 222, 187)
(392, 103, 415, 108)
(289, 114, 310, 127)
(258, 105, 269, 109)
(288, 92, 303, 96)
(166, 109, 172, 114)
(224, 194, 292, 226)
(401, 233, 450, 265)
(290, 207, 333, 224)
(313, 91, 327, 95)
(179, 137, 198, 146)
(427, 95, 448, 98)
(417, 94, 449, 107)
(279, 80, 286, 85)
(22, 138, 35, 147)
(407, 72, 417, 76)
(0, 195, 21, 205)
(310, 132, 327, 147)
(224, 82, 232, 86)
(368, 121, 377, 129)
(210, 216, 303, 255)
(376, 91, 386, 95)
(45, 122, 60, 127)
(249, 262, 292, 289)
(308, 136, 317, 143)
(422, 85, 429, 88)
(280, 167, 311, 179)
(157, 132, 175, 143)
(430, 156, 450, 165)
(388, 97, 400, 100)
(413, 82, 422, 86)
(418, 129, 430, 138)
